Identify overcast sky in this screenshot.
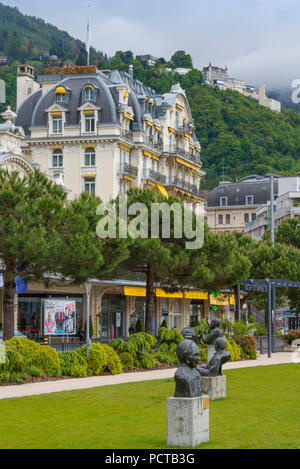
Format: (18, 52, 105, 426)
(3, 0, 300, 89)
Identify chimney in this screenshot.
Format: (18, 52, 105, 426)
(129, 64, 134, 81)
(17, 64, 40, 109)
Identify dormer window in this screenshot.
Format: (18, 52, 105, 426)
(55, 87, 67, 103)
(220, 197, 228, 207)
(246, 195, 254, 205)
(82, 85, 95, 102)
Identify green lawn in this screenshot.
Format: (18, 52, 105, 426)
(0, 364, 299, 449)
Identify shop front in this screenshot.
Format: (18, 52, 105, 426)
(98, 294, 126, 340)
(18, 293, 84, 341)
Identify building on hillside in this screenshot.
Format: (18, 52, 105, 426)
(136, 54, 158, 67)
(2, 63, 237, 342)
(202, 63, 228, 83)
(174, 68, 192, 76)
(206, 175, 279, 233)
(203, 64, 281, 113)
(244, 175, 300, 240)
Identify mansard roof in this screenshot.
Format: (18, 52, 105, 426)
(15, 69, 194, 137)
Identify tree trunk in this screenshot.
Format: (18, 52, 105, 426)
(145, 269, 155, 335)
(3, 277, 15, 341)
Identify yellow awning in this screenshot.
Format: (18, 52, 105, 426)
(124, 175, 136, 182)
(157, 184, 169, 199)
(124, 286, 146, 297)
(210, 294, 230, 306)
(124, 112, 134, 121)
(176, 157, 200, 172)
(156, 289, 183, 299)
(185, 291, 208, 300)
(119, 144, 132, 152)
(55, 87, 66, 94)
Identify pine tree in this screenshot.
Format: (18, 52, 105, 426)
(0, 169, 129, 340)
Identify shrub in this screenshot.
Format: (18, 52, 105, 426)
(25, 365, 45, 378)
(5, 348, 25, 373)
(135, 319, 144, 333)
(6, 338, 61, 377)
(77, 343, 108, 375)
(254, 323, 268, 337)
(110, 333, 156, 360)
(9, 372, 30, 384)
(284, 330, 300, 345)
(0, 371, 10, 384)
(59, 351, 88, 378)
(232, 321, 256, 336)
(199, 345, 207, 362)
(221, 319, 234, 334)
(233, 335, 257, 359)
(119, 352, 134, 370)
(159, 328, 184, 346)
(136, 351, 158, 369)
(101, 345, 123, 375)
(155, 343, 179, 365)
(225, 336, 242, 362)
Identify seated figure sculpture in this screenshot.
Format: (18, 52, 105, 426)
(197, 338, 231, 377)
(201, 318, 223, 345)
(174, 340, 202, 398)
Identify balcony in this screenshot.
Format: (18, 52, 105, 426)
(119, 163, 138, 179)
(163, 147, 201, 165)
(175, 125, 193, 137)
(121, 130, 133, 141)
(144, 169, 167, 185)
(168, 178, 201, 197)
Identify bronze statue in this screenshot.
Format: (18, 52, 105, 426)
(197, 338, 231, 377)
(201, 319, 223, 345)
(174, 340, 202, 398)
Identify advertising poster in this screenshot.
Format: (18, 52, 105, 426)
(44, 300, 76, 335)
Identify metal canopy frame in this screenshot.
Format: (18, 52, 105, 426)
(240, 279, 300, 358)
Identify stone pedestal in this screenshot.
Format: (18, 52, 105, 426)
(207, 344, 216, 363)
(202, 376, 226, 401)
(167, 396, 209, 447)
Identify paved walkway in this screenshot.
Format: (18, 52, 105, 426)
(0, 352, 295, 401)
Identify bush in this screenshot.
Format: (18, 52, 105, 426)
(59, 351, 88, 378)
(136, 351, 158, 369)
(101, 345, 123, 375)
(232, 321, 256, 336)
(159, 328, 184, 346)
(5, 348, 25, 373)
(25, 365, 45, 378)
(233, 335, 257, 360)
(199, 345, 207, 362)
(225, 336, 242, 362)
(254, 323, 268, 337)
(284, 330, 300, 345)
(77, 343, 123, 376)
(9, 372, 30, 384)
(0, 371, 10, 384)
(155, 343, 179, 365)
(77, 343, 108, 375)
(135, 319, 144, 333)
(6, 338, 61, 377)
(119, 352, 135, 370)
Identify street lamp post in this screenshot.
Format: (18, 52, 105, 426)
(85, 282, 92, 357)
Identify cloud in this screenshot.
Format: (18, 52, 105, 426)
(3, 0, 300, 90)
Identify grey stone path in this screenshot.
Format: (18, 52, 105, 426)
(0, 352, 295, 401)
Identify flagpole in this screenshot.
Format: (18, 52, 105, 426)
(86, 5, 91, 66)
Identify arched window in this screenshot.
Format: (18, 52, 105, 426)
(85, 147, 96, 166)
(52, 149, 63, 168)
(82, 85, 95, 102)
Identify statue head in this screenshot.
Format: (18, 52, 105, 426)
(177, 340, 200, 368)
(210, 319, 221, 330)
(214, 337, 227, 351)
